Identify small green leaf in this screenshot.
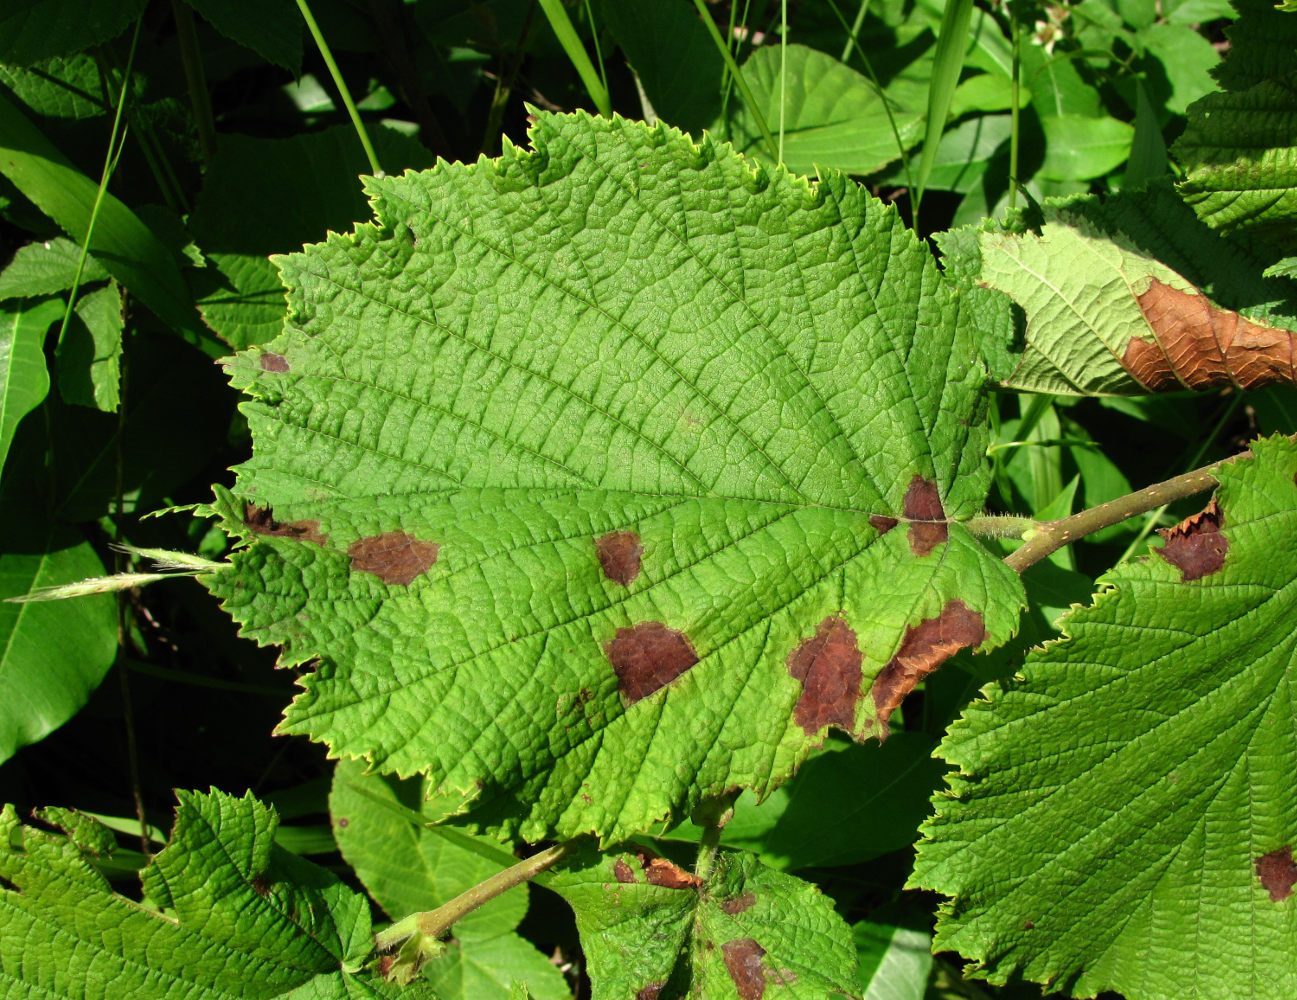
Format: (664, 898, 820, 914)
(0, 297, 59, 475)
(1038, 115, 1135, 181)
(0, 0, 146, 66)
(0, 526, 116, 764)
(1, 788, 442, 997)
(57, 282, 123, 411)
(0, 90, 203, 343)
(722, 44, 923, 176)
(912, 435, 1297, 998)
(855, 916, 932, 1000)
(550, 844, 858, 999)
(181, 0, 302, 74)
(0, 237, 110, 299)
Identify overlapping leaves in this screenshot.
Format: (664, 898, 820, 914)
(912, 436, 1297, 999)
(204, 111, 1024, 842)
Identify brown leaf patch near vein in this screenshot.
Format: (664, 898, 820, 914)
(1256, 846, 1297, 902)
(720, 890, 756, 914)
(347, 530, 439, 585)
(872, 600, 985, 740)
(1123, 279, 1297, 391)
(903, 476, 948, 556)
(1157, 497, 1228, 581)
(595, 530, 643, 586)
(243, 502, 326, 545)
(786, 616, 863, 737)
(259, 352, 290, 372)
(721, 939, 768, 1000)
(605, 622, 699, 704)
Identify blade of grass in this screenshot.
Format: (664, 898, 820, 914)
(0, 92, 205, 346)
(536, 0, 611, 117)
(295, 0, 383, 175)
(914, 0, 975, 229)
(1009, 1, 1021, 213)
(690, 0, 778, 162)
(171, 0, 215, 167)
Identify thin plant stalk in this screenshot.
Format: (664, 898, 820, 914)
(171, 0, 215, 167)
(778, 0, 787, 165)
(57, 18, 140, 353)
(536, 0, 611, 117)
(1009, 3, 1021, 213)
(691, 0, 778, 162)
(295, 0, 383, 175)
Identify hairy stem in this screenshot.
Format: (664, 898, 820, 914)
(374, 841, 570, 951)
(1004, 457, 1235, 573)
(691, 790, 739, 883)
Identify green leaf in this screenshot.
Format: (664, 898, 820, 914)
(1139, 21, 1221, 114)
(181, 0, 303, 74)
(204, 111, 1025, 843)
(1211, 0, 1297, 92)
(0, 0, 147, 66)
(0, 297, 59, 475)
(0, 236, 110, 298)
(1038, 115, 1135, 181)
(854, 916, 932, 1000)
(0, 53, 120, 119)
(908, 115, 1012, 194)
(0, 788, 443, 997)
(0, 526, 116, 764)
(1174, 74, 1297, 245)
(329, 761, 569, 1000)
(0, 89, 204, 343)
(549, 844, 858, 999)
(57, 282, 122, 411)
(722, 44, 923, 176)
(912, 435, 1297, 998)
(971, 209, 1297, 395)
(189, 125, 435, 349)
(915, 0, 975, 203)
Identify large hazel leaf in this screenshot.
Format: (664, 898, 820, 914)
(548, 844, 859, 999)
(911, 435, 1297, 999)
(203, 111, 1025, 842)
(0, 788, 440, 998)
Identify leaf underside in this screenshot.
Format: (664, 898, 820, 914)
(912, 436, 1297, 999)
(204, 111, 1024, 842)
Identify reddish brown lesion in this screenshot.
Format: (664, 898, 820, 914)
(1256, 846, 1297, 902)
(871, 600, 985, 740)
(903, 476, 948, 556)
(347, 530, 439, 585)
(259, 352, 290, 372)
(1157, 497, 1227, 581)
(605, 622, 699, 703)
(243, 502, 327, 545)
(786, 616, 863, 737)
(1124, 279, 1297, 391)
(721, 939, 768, 1000)
(595, 530, 643, 586)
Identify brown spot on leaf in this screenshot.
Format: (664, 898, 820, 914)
(787, 616, 863, 736)
(636, 985, 665, 1000)
(903, 476, 948, 555)
(605, 622, 699, 703)
(643, 857, 702, 890)
(1123, 279, 1297, 390)
(336, 817, 348, 828)
(720, 891, 756, 914)
(870, 514, 898, 534)
(872, 600, 985, 740)
(347, 531, 439, 585)
(596, 530, 643, 586)
(259, 352, 290, 372)
(243, 503, 326, 545)
(1257, 846, 1297, 902)
(1023, 920, 1035, 930)
(613, 859, 637, 884)
(250, 873, 271, 896)
(721, 939, 767, 1000)
(1158, 498, 1227, 581)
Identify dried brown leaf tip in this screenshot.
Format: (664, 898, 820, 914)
(872, 599, 985, 740)
(347, 530, 439, 585)
(786, 615, 863, 737)
(1123, 279, 1297, 391)
(243, 503, 326, 546)
(721, 939, 768, 1000)
(618, 848, 701, 889)
(1256, 846, 1297, 902)
(1157, 498, 1227, 581)
(595, 530, 643, 586)
(903, 476, 948, 556)
(259, 352, 290, 372)
(605, 622, 699, 704)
